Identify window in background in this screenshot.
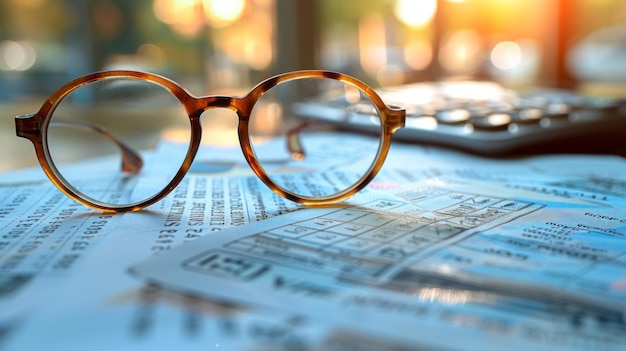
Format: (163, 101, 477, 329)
(0, 0, 278, 171)
(315, 0, 626, 89)
(2, 0, 625, 96)
(317, 0, 437, 87)
(0, 0, 276, 99)
(1, 0, 625, 171)
(316, 0, 553, 88)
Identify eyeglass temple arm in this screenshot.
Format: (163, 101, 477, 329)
(285, 102, 378, 160)
(49, 120, 144, 173)
(286, 119, 320, 161)
(16, 113, 143, 174)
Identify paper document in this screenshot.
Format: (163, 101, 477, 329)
(1, 192, 337, 351)
(131, 178, 626, 350)
(0, 180, 124, 323)
(3, 131, 626, 350)
(1, 133, 430, 349)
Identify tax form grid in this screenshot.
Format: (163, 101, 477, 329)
(133, 182, 626, 350)
(183, 187, 540, 285)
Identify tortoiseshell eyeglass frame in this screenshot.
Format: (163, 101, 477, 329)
(15, 70, 406, 212)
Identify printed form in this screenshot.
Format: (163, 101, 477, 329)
(0, 134, 429, 349)
(0, 179, 123, 324)
(127, 178, 626, 350)
(2, 134, 626, 350)
(1, 175, 339, 350)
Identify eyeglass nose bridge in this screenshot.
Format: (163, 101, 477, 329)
(190, 95, 255, 144)
(189, 93, 258, 142)
(188, 93, 269, 188)
(193, 95, 253, 116)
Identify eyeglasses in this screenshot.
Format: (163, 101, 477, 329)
(15, 70, 406, 212)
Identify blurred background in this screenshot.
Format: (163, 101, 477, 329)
(2, 0, 626, 171)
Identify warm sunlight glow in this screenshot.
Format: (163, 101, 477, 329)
(243, 38, 273, 70)
(153, 0, 246, 35)
(153, 0, 203, 36)
(153, 0, 196, 25)
(359, 13, 387, 75)
(393, 0, 437, 27)
(404, 39, 433, 70)
(250, 102, 282, 134)
(377, 65, 405, 86)
(439, 29, 482, 73)
(202, 0, 246, 28)
(344, 85, 362, 104)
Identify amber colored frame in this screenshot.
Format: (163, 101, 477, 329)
(15, 70, 406, 212)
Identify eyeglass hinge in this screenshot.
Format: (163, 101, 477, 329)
(386, 105, 406, 132)
(15, 113, 41, 139)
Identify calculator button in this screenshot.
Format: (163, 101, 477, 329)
(305, 80, 626, 155)
(488, 102, 515, 114)
(524, 96, 550, 108)
(513, 108, 543, 122)
(471, 113, 512, 130)
(466, 103, 492, 117)
(436, 109, 471, 124)
(545, 103, 571, 118)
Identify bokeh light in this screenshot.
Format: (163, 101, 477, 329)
(202, 0, 246, 28)
(152, 0, 247, 36)
(393, 0, 437, 28)
(359, 13, 387, 75)
(0, 40, 37, 71)
(404, 39, 433, 71)
(153, 0, 204, 37)
(439, 29, 482, 74)
(490, 41, 522, 70)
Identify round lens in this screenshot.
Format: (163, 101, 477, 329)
(45, 76, 191, 207)
(248, 76, 383, 199)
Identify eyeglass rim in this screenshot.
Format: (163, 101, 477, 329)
(15, 69, 406, 212)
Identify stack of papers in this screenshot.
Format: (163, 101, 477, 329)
(1, 133, 625, 350)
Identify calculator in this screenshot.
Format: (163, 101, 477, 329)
(296, 81, 626, 156)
